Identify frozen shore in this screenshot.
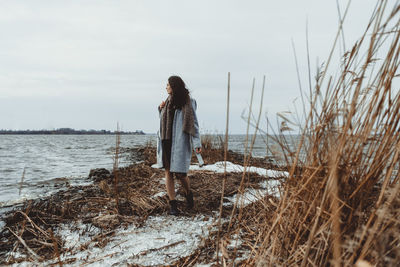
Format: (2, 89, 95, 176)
(2, 158, 288, 266)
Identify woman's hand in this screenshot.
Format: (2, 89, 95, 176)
(159, 101, 166, 109)
(195, 147, 202, 154)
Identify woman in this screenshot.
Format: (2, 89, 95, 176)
(157, 75, 202, 215)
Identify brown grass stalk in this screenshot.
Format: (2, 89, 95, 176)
(216, 71, 231, 263)
(227, 77, 255, 233)
(113, 123, 121, 213)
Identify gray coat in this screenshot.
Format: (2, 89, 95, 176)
(156, 98, 202, 173)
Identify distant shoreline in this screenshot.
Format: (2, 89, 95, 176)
(0, 128, 146, 135)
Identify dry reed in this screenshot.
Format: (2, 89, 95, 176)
(232, 1, 400, 266)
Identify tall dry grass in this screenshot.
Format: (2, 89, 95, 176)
(113, 123, 121, 213)
(237, 1, 400, 266)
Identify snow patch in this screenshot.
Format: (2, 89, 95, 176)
(224, 187, 268, 207)
(192, 161, 289, 178)
(224, 178, 281, 208)
(42, 215, 216, 266)
(152, 161, 288, 178)
(152, 191, 167, 198)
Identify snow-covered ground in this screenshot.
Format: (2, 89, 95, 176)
(10, 162, 285, 266)
(188, 161, 289, 178)
(224, 179, 281, 208)
(56, 214, 215, 266)
(152, 161, 288, 178)
(9, 214, 217, 267)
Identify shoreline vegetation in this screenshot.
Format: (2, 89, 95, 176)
(0, 128, 146, 135)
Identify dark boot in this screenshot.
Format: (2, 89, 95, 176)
(185, 191, 194, 209)
(169, 200, 179, 216)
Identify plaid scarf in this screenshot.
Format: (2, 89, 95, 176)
(181, 97, 196, 136)
(161, 96, 174, 140)
(161, 96, 196, 140)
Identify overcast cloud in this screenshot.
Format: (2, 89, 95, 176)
(0, 0, 378, 133)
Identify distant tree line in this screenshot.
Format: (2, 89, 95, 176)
(0, 128, 146, 135)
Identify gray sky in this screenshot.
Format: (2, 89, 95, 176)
(0, 0, 377, 133)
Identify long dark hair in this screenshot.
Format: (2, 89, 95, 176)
(168, 75, 189, 109)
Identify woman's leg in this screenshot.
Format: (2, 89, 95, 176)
(177, 175, 190, 194)
(165, 169, 175, 200)
(166, 170, 179, 215)
(176, 173, 194, 209)
(162, 139, 176, 201)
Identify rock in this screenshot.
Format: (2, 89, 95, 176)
(92, 214, 120, 229)
(88, 168, 111, 182)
